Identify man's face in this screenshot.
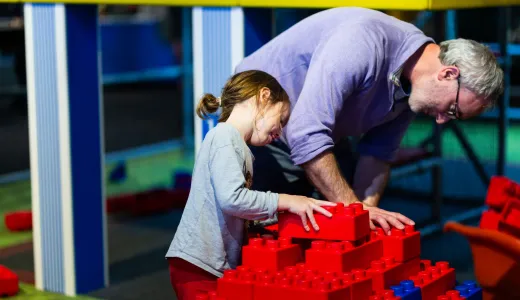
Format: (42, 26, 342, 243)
(408, 67, 488, 123)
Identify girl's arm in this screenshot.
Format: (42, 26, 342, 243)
(210, 144, 278, 221)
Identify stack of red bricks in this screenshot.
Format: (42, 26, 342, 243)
(197, 202, 459, 300)
(480, 175, 520, 238)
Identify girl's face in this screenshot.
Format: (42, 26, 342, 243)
(250, 101, 290, 147)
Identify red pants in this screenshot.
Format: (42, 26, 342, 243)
(168, 258, 218, 300)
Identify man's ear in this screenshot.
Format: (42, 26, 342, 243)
(437, 66, 460, 81)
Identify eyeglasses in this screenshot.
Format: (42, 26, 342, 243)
(445, 77, 461, 120)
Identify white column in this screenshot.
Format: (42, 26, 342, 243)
(25, 3, 107, 296)
(192, 7, 244, 154)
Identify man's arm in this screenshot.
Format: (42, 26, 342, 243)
(302, 151, 358, 204)
(353, 155, 390, 207)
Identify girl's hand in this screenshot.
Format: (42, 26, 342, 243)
(278, 194, 337, 231)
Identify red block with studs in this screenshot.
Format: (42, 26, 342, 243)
(410, 260, 456, 300)
(370, 289, 402, 300)
(4, 211, 32, 232)
(498, 198, 520, 238)
(195, 290, 226, 300)
(346, 269, 373, 300)
(373, 225, 421, 263)
(278, 202, 370, 241)
(485, 176, 520, 210)
(437, 290, 466, 300)
(0, 265, 19, 297)
(305, 235, 383, 273)
(242, 236, 303, 271)
(367, 256, 421, 292)
(479, 209, 501, 230)
(217, 267, 259, 300)
(253, 269, 352, 300)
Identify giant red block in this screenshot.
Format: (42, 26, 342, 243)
(345, 269, 373, 300)
(498, 198, 520, 238)
(305, 236, 383, 273)
(410, 260, 456, 300)
(278, 202, 370, 241)
(4, 211, 32, 232)
(373, 225, 420, 263)
(0, 265, 19, 297)
(437, 290, 465, 300)
(242, 236, 302, 271)
(479, 209, 500, 230)
(367, 256, 421, 292)
(217, 267, 257, 300)
(370, 289, 402, 300)
(485, 176, 520, 210)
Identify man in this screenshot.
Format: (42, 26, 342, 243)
(235, 7, 504, 233)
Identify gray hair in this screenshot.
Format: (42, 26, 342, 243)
(438, 38, 504, 107)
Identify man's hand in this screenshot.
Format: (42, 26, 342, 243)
(302, 151, 359, 204)
(362, 202, 415, 234)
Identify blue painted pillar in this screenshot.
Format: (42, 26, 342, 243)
(24, 4, 107, 296)
(192, 7, 272, 152)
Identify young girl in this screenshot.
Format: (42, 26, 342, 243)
(165, 70, 336, 299)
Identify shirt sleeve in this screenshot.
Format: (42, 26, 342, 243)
(356, 107, 416, 162)
(285, 25, 379, 166)
(209, 144, 278, 221)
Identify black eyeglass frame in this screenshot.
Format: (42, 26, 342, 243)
(445, 77, 461, 120)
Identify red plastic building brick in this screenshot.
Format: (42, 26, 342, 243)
(479, 209, 501, 230)
(437, 290, 466, 300)
(370, 289, 402, 300)
(485, 176, 520, 210)
(410, 261, 456, 300)
(4, 211, 32, 232)
(278, 202, 370, 241)
(345, 269, 373, 300)
(372, 225, 420, 263)
(106, 194, 137, 214)
(498, 198, 520, 238)
(254, 271, 352, 300)
(305, 236, 383, 273)
(242, 236, 303, 271)
(196, 290, 226, 300)
(367, 256, 421, 292)
(0, 265, 19, 297)
(217, 267, 258, 300)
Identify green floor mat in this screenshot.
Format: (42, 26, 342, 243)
(9, 284, 99, 300)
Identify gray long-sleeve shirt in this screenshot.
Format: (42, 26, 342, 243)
(166, 122, 279, 277)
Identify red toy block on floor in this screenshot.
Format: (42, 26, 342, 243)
(129, 188, 189, 216)
(0, 265, 19, 297)
(485, 175, 520, 210)
(305, 235, 383, 273)
(410, 260, 456, 300)
(498, 198, 520, 238)
(479, 209, 501, 230)
(372, 225, 421, 263)
(242, 236, 303, 271)
(278, 202, 370, 241)
(4, 211, 32, 232)
(106, 194, 137, 214)
(367, 256, 421, 292)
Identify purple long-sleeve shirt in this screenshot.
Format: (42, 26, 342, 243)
(235, 7, 434, 165)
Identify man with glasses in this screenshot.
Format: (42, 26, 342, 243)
(235, 7, 504, 234)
